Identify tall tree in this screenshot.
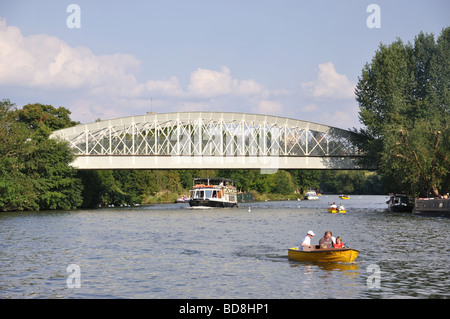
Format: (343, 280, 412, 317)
(0, 100, 40, 210)
(354, 28, 450, 197)
(0, 100, 83, 211)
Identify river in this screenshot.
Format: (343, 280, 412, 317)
(0, 195, 449, 299)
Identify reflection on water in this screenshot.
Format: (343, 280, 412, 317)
(1, 195, 449, 299)
(289, 261, 360, 273)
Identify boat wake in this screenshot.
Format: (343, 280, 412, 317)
(234, 245, 288, 262)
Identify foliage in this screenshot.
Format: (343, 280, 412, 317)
(0, 100, 82, 211)
(319, 170, 384, 195)
(13, 103, 79, 131)
(354, 27, 450, 197)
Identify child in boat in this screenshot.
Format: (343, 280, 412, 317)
(338, 203, 345, 211)
(334, 236, 344, 248)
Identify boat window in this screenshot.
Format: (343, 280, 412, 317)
(195, 190, 204, 199)
(205, 190, 213, 198)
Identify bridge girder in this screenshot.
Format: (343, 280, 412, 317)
(50, 112, 365, 170)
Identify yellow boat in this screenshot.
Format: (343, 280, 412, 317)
(327, 207, 346, 213)
(339, 195, 350, 200)
(288, 247, 359, 263)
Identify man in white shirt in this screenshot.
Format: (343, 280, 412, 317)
(299, 230, 315, 251)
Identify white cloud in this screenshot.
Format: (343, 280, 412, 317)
(0, 17, 281, 123)
(187, 66, 268, 99)
(188, 66, 233, 98)
(301, 62, 355, 100)
(129, 77, 184, 98)
(0, 18, 140, 90)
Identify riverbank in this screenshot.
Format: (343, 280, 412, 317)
(141, 190, 304, 205)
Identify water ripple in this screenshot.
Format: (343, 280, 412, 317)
(1, 196, 449, 298)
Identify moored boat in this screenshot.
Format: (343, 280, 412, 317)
(288, 247, 359, 263)
(305, 190, 319, 200)
(175, 195, 189, 203)
(188, 178, 238, 208)
(413, 198, 450, 216)
(387, 194, 414, 212)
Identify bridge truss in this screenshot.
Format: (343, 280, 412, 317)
(51, 112, 364, 170)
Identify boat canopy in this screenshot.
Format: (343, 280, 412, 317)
(193, 178, 236, 186)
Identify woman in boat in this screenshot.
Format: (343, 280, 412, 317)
(318, 230, 334, 249)
(334, 236, 345, 248)
(338, 203, 345, 212)
(299, 230, 315, 251)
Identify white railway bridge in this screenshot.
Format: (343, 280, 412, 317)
(50, 112, 365, 170)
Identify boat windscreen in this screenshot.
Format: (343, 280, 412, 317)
(205, 190, 213, 198)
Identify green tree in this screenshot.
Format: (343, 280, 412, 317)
(288, 170, 320, 193)
(1, 100, 38, 210)
(267, 170, 295, 195)
(354, 28, 450, 197)
(13, 103, 79, 131)
(0, 100, 82, 211)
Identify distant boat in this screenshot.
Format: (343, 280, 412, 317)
(305, 191, 319, 200)
(188, 178, 238, 208)
(175, 196, 189, 203)
(387, 194, 413, 212)
(327, 207, 346, 214)
(288, 247, 359, 262)
(339, 195, 350, 200)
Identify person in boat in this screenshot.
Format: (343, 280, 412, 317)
(319, 230, 334, 249)
(299, 230, 315, 251)
(330, 202, 337, 209)
(338, 203, 345, 211)
(334, 236, 344, 248)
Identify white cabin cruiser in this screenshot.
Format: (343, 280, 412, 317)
(189, 178, 238, 208)
(305, 190, 319, 200)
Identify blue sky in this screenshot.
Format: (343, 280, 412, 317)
(1, 0, 448, 129)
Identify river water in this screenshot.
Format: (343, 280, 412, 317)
(1, 195, 449, 299)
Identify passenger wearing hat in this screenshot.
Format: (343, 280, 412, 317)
(299, 230, 315, 251)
